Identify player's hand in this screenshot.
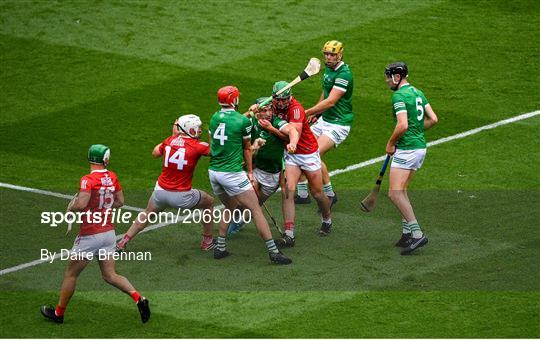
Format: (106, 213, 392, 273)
(386, 143, 396, 156)
(286, 143, 297, 154)
(258, 118, 271, 130)
(308, 114, 319, 125)
(249, 104, 260, 114)
(247, 171, 254, 184)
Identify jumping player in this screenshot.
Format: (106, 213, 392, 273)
(41, 145, 150, 324)
(384, 62, 438, 255)
(116, 114, 216, 252)
(208, 86, 292, 264)
(298, 40, 354, 206)
(256, 81, 332, 247)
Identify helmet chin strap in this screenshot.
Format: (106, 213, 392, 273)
(391, 74, 403, 91)
(178, 125, 198, 139)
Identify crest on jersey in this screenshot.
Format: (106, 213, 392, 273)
(101, 175, 113, 186)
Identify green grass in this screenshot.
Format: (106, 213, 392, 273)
(0, 0, 539, 338)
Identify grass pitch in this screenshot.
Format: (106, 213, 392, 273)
(1, 0, 539, 338)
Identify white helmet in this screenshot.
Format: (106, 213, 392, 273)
(176, 114, 202, 138)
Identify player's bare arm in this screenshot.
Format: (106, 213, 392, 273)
(259, 118, 289, 141)
(67, 191, 91, 212)
(283, 124, 299, 153)
(386, 113, 408, 155)
(306, 89, 344, 117)
(112, 190, 124, 208)
(152, 143, 163, 158)
(424, 104, 439, 130)
(242, 137, 254, 180)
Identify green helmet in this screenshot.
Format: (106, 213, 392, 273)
(272, 81, 291, 99)
(88, 144, 110, 166)
(255, 97, 271, 105)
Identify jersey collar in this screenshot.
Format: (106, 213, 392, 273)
(333, 61, 344, 71)
(91, 169, 108, 173)
(220, 107, 236, 112)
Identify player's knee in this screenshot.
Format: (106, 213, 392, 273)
(310, 187, 323, 198)
(388, 190, 400, 202)
(204, 194, 214, 207)
(101, 272, 116, 284)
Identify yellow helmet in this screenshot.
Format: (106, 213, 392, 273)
(322, 40, 343, 54)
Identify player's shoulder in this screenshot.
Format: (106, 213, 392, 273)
(289, 97, 305, 110)
(338, 62, 353, 75)
(239, 112, 251, 124)
(391, 91, 406, 101)
(162, 135, 176, 145)
(106, 169, 119, 180)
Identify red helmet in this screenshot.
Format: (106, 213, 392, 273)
(217, 86, 240, 106)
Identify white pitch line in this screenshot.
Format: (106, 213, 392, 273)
(0, 182, 143, 212)
(0, 109, 538, 276)
(329, 110, 539, 177)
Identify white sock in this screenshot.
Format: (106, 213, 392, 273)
(323, 182, 335, 197)
(296, 181, 309, 198)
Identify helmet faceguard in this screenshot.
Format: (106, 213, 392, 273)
(322, 40, 343, 68)
(88, 144, 110, 167)
(255, 97, 273, 120)
(384, 62, 408, 91)
(272, 81, 291, 111)
(217, 86, 240, 107)
(176, 114, 203, 138)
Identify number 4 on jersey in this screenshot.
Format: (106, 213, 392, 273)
(164, 145, 188, 170)
(213, 123, 228, 145)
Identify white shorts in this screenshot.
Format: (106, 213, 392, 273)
(208, 169, 253, 197)
(284, 150, 322, 172)
(71, 230, 116, 260)
(311, 119, 350, 146)
(253, 168, 280, 197)
(391, 148, 427, 171)
(150, 183, 202, 209)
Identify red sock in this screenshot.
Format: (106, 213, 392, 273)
(284, 221, 295, 231)
(55, 305, 66, 317)
(203, 234, 213, 243)
(130, 291, 141, 303)
(117, 235, 132, 248)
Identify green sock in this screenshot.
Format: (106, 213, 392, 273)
(217, 236, 226, 251)
(408, 220, 423, 238)
(402, 219, 411, 234)
(265, 239, 279, 253)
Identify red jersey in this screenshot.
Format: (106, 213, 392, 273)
(157, 135, 210, 191)
(275, 97, 319, 154)
(79, 169, 122, 236)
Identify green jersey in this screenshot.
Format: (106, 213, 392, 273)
(209, 108, 252, 172)
(391, 84, 429, 150)
(252, 116, 288, 174)
(321, 62, 354, 126)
